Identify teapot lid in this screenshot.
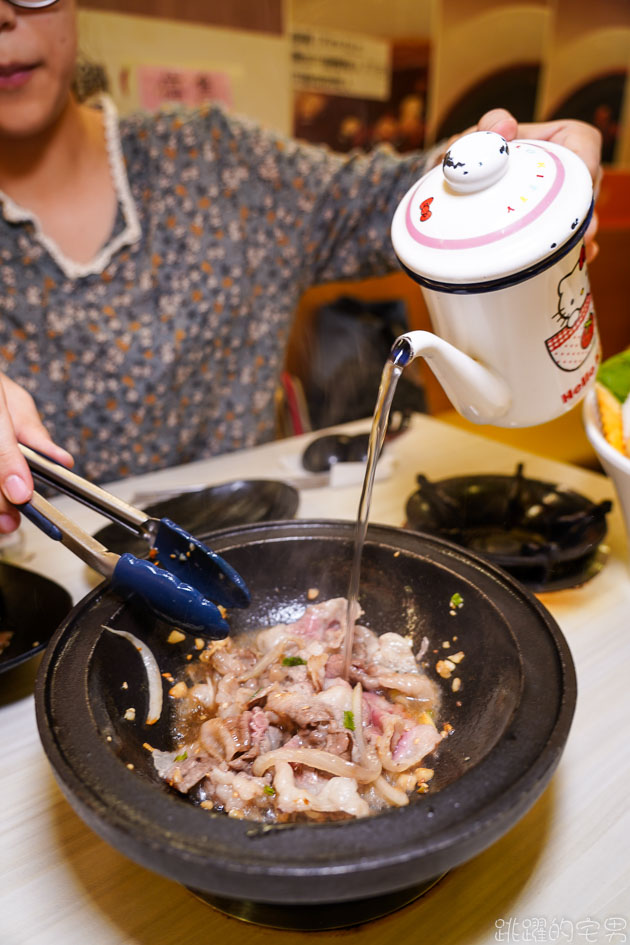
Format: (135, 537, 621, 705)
(391, 131, 593, 288)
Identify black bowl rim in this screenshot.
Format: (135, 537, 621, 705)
(35, 520, 577, 904)
(140, 478, 300, 521)
(0, 562, 72, 674)
(91, 478, 300, 555)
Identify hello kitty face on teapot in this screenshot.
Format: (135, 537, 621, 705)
(545, 245, 596, 374)
(556, 245, 589, 326)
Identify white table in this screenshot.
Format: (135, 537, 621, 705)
(2, 414, 629, 945)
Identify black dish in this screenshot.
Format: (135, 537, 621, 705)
(92, 479, 299, 558)
(36, 520, 576, 925)
(302, 433, 370, 473)
(405, 464, 611, 591)
(0, 562, 72, 674)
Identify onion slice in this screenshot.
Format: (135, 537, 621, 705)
(373, 775, 409, 807)
(238, 641, 286, 682)
(252, 747, 381, 783)
(103, 626, 163, 725)
(351, 682, 380, 777)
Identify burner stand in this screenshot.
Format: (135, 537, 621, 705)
(188, 875, 446, 930)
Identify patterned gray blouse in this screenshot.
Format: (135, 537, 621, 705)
(0, 97, 432, 483)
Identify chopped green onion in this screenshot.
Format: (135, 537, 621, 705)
(175, 751, 188, 762)
(449, 592, 464, 609)
(263, 785, 276, 796)
(343, 710, 355, 731)
(282, 656, 306, 666)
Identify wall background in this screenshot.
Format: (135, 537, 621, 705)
(77, 0, 630, 165)
(77, 9, 290, 132)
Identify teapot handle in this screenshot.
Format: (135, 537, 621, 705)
(395, 331, 512, 424)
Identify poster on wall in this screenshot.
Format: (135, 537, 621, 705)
(292, 26, 430, 154)
(136, 66, 233, 111)
(73, 60, 234, 114)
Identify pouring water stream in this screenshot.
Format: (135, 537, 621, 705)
(342, 338, 413, 679)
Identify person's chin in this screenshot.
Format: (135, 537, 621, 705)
(0, 88, 69, 139)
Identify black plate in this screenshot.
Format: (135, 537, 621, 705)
(405, 468, 611, 591)
(92, 479, 299, 557)
(0, 563, 72, 673)
(36, 520, 576, 916)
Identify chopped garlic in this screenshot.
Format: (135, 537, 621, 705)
(436, 659, 455, 679)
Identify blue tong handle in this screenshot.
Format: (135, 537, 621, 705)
(20, 500, 63, 541)
(110, 554, 230, 637)
(19, 443, 251, 616)
(19, 500, 231, 638)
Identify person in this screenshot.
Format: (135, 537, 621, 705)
(0, 0, 602, 534)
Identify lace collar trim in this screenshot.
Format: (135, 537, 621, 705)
(0, 95, 141, 280)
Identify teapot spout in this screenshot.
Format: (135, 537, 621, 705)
(392, 331, 512, 423)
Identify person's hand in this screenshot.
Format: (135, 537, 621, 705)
(478, 109, 603, 262)
(0, 373, 73, 533)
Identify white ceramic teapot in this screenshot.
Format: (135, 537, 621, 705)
(390, 131, 600, 426)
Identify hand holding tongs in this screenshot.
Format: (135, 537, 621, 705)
(17, 445, 250, 638)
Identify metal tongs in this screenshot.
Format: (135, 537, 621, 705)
(17, 444, 250, 638)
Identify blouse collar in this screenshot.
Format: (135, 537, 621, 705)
(0, 95, 141, 280)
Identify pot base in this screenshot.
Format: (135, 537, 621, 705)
(188, 876, 446, 930)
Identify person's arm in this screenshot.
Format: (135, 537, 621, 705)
(0, 373, 73, 532)
(269, 109, 602, 286)
(197, 105, 602, 285)
(200, 104, 438, 289)
(297, 143, 438, 286)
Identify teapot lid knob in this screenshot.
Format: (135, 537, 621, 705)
(443, 131, 510, 193)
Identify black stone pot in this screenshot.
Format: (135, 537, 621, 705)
(35, 520, 576, 921)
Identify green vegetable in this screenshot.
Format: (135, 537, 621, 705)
(598, 349, 630, 403)
(344, 710, 355, 731)
(282, 656, 306, 666)
(174, 751, 188, 762)
(449, 592, 464, 609)
(263, 785, 276, 796)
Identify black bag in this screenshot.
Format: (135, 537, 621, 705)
(303, 295, 427, 429)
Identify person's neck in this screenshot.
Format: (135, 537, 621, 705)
(0, 95, 102, 202)
(0, 95, 118, 266)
